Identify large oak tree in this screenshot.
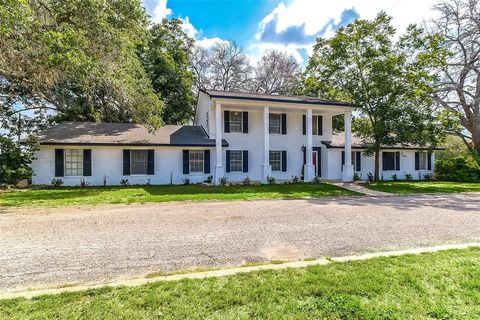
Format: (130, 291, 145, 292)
(304, 12, 443, 180)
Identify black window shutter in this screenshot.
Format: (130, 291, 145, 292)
(318, 115, 323, 135)
(282, 150, 287, 172)
(83, 149, 92, 176)
(281, 113, 287, 135)
(302, 115, 306, 135)
(427, 152, 432, 170)
(123, 150, 130, 175)
(147, 150, 155, 175)
(242, 150, 248, 172)
(242, 112, 248, 133)
(224, 111, 230, 133)
(341, 151, 345, 171)
(415, 152, 420, 170)
(356, 151, 361, 171)
(226, 150, 231, 173)
(204, 150, 211, 174)
(55, 149, 64, 177)
(183, 150, 189, 174)
(395, 152, 401, 171)
(382, 152, 387, 171)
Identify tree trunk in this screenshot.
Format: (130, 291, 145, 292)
(374, 149, 380, 181)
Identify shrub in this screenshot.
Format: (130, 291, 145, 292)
(366, 172, 374, 182)
(405, 173, 413, 181)
(291, 175, 299, 184)
(120, 178, 129, 186)
(423, 173, 433, 181)
(267, 176, 276, 184)
(435, 155, 480, 182)
(51, 178, 63, 187)
(219, 176, 227, 186)
(242, 176, 251, 186)
(353, 172, 361, 182)
(205, 175, 213, 183)
(391, 174, 398, 181)
(311, 176, 320, 184)
(80, 178, 87, 187)
(182, 177, 190, 185)
(146, 178, 151, 186)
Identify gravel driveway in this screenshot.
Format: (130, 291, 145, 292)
(1, 193, 480, 292)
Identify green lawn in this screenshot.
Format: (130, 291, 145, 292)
(0, 183, 357, 207)
(1, 248, 480, 319)
(365, 181, 480, 194)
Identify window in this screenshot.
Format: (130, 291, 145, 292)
(269, 113, 281, 134)
(303, 115, 323, 135)
(189, 150, 204, 173)
(65, 149, 83, 176)
(383, 152, 400, 171)
(312, 115, 320, 135)
(269, 151, 282, 171)
(131, 150, 148, 175)
(229, 150, 243, 172)
(418, 152, 428, 170)
(229, 111, 243, 133)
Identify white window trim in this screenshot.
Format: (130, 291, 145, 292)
(418, 151, 428, 171)
(269, 150, 282, 172)
(189, 150, 205, 174)
(229, 150, 243, 172)
(130, 150, 149, 175)
(382, 152, 399, 171)
(269, 113, 282, 135)
(64, 149, 84, 177)
(229, 111, 243, 133)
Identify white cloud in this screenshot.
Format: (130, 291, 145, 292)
(181, 17, 198, 38)
(252, 0, 440, 65)
(151, 0, 172, 23)
(196, 37, 228, 48)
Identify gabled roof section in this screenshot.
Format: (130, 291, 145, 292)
(202, 89, 350, 107)
(37, 122, 228, 147)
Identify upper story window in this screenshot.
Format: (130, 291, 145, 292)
(230, 111, 243, 132)
(224, 111, 248, 133)
(302, 115, 323, 135)
(189, 150, 204, 173)
(65, 149, 84, 176)
(131, 150, 148, 175)
(269, 113, 281, 134)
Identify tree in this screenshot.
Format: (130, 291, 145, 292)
(304, 12, 443, 180)
(0, 0, 163, 129)
(0, 135, 39, 185)
(141, 19, 196, 124)
(191, 41, 252, 92)
(252, 50, 301, 94)
(420, 0, 480, 155)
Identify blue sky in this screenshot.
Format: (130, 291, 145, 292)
(143, 0, 439, 64)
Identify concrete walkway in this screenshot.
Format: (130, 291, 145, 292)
(331, 182, 394, 197)
(2, 242, 479, 300)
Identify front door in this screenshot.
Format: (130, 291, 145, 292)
(302, 147, 321, 179)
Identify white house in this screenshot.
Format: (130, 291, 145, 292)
(31, 90, 436, 186)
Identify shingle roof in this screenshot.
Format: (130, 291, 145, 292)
(202, 89, 350, 107)
(37, 122, 228, 147)
(322, 132, 443, 150)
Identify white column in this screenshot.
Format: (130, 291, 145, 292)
(304, 108, 315, 181)
(214, 103, 224, 185)
(342, 111, 354, 182)
(261, 106, 272, 183)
